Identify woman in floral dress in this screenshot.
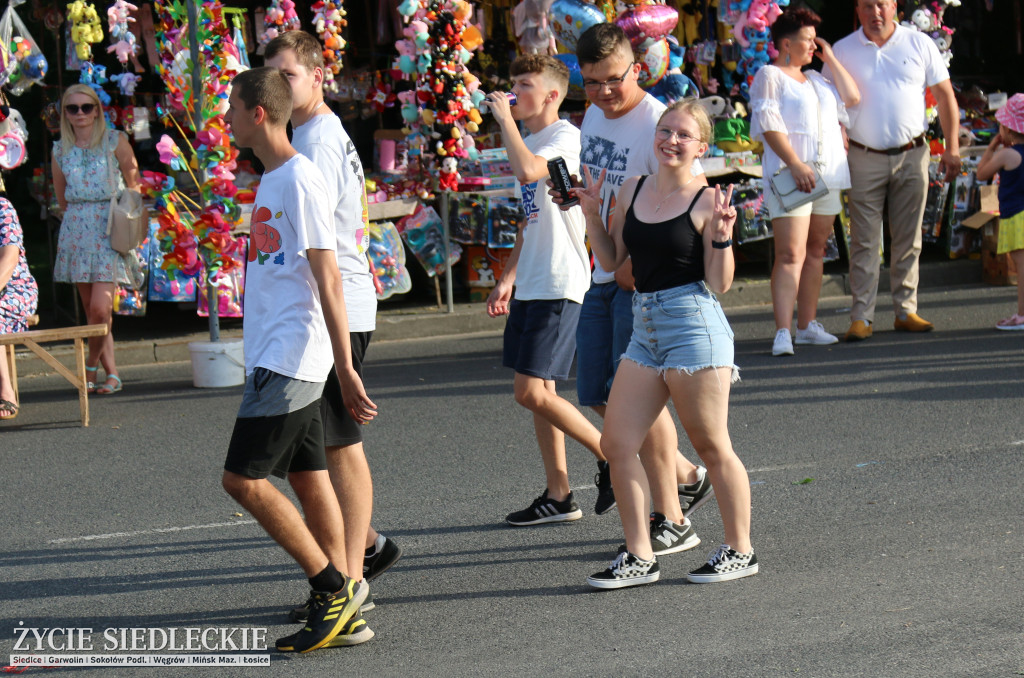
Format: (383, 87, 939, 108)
(0, 197, 37, 419)
(52, 84, 141, 395)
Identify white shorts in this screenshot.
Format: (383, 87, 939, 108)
(765, 186, 843, 220)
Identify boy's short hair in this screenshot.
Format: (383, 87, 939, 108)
(575, 23, 633, 67)
(510, 54, 570, 100)
(232, 67, 294, 126)
(265, 30, 325, 72)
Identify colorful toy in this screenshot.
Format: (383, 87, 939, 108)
(368, 220, 412, 299)
(438, 155, 461, 191)
(615, 4, 678, 51)
(548, 0, 606, 52)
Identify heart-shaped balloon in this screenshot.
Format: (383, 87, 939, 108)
(615, 4, 678, 51)
(554, 53, 586, 100)
(636, 38, 669, 88)
(549, 0, 607, 52)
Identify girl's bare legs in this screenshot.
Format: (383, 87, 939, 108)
(666, 367, 751, 553)
(76, 282, 118, 381)
(771, 215, 811, 331)
(600, 360, 671, 561)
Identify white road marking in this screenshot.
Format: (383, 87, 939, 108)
(48, 520, 257, 544)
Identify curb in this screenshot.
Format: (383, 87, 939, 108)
(10, 259, 982, 378)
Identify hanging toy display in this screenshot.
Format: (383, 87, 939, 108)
(0, 3, 49, 95)
(901, 0, 957, 67)
(105, 0, 138, 66)
(393, 0, 486, 192)
(311, 0, 347, 94)
(725, 0, 787, 99)
(65, 0, 104, 62)
(615, 3, 678, 51)
(258, 0, 300, 48)
(150, 0, 246, 308)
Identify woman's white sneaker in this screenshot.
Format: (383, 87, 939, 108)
(772, 328, 794, 356)
(587, 547, 660, 589)
(794, 320, 839, 345)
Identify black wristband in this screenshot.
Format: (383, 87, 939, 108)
(712, 239, 732, 250)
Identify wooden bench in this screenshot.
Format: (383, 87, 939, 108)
(0, 324, 109, 427)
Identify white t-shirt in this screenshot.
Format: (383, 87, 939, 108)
(750, 66, 851, 190)
(291, 112, 377, 332)
(514, 119, 590, 304)
(828, 23, 949, 149)
(243, 154, 336, 382)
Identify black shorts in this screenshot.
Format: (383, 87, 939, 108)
(320, 331, 373, 447)
(224, 399, 327, 480)
(502, 299, 581, 381)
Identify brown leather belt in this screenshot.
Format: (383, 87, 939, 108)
(848, 134, 926, 156)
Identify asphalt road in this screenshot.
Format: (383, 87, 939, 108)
(2, 284, 1022, 677)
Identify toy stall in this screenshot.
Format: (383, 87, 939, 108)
(6, 0, 1020, 325)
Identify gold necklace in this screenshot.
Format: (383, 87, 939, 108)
(653, 176, 696, 213)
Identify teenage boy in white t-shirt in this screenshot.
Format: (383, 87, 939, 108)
(221, 67, 377, 654)
(569, 23, 714, 553)
(484, 54, 603, 526)
(264, 33, 400, 641)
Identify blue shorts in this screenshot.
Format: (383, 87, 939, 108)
(575, 281, 634, 406)
(503, 298, 581, 380)
(623, 281, 739, 381)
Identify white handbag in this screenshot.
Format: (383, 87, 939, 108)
(104, 133, 148, 256)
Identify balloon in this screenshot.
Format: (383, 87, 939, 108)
(549, 0, 606, 52)
(636, 38, 669, 88)
(554, 53, 586, 100)
(615, 4, 678, 51)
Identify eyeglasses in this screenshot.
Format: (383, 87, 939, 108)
(655, 127, 702, 144)
(583, 63, 634, 93)
(65, 103, 96, 115)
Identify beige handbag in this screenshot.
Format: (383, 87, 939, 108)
(104, 133, 148, 256)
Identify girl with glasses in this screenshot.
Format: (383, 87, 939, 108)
(51, 84, 142, 395)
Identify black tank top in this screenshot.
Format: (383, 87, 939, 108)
(622, 177, 707, 293)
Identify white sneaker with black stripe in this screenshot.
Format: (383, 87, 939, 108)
(587, 546, 660, 589)
(649, 512, 701, 555)
(687, 543, 759, 583)
(506, 490, 583, 526)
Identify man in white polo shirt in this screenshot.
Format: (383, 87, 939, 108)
(827, 0, 960, 341)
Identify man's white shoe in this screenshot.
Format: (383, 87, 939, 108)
(794, 319, 839, 345)
(772, 328, 794, 356)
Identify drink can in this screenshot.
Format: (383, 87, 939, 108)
(547, 156, 579, 207)
(480, 92, 517, 113)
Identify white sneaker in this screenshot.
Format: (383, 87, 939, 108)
(772, 328, 794, 356)
(794, 319, 839, 345)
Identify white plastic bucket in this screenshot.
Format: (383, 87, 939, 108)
(189, 339, 245, 388)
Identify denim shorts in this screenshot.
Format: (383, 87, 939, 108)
(622, 281, 739, 381)
(575, 281, 634, 406)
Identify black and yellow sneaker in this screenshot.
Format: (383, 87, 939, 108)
(323, 611, 374, 647)
(288, 587, 373, 623)
(276, 578, 369, 653)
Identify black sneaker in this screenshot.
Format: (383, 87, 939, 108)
(322, 610, 374, 647)
(587, 546, 660, 589)
(687, 544, 759, 583)
(364, 535, 403, 582)
(506, 490, 583, 526)
(288, 587, 374, 623)
(679, 466, 715, 518)
(276, 579, 369, 653)
(649, 512, 701, 555)
(594, 461, 616, 515)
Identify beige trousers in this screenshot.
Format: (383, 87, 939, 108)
(846, 143, 930, 323)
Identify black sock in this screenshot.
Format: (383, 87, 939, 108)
(309, 563, 344, 593)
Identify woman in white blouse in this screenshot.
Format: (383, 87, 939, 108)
(750, 8, 859, 356)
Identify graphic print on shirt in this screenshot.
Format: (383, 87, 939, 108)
(347, 137, 371, 257)
(520, 180, 540, 229)
(248, 205, 285, 265)
(581, 133, 630, 230)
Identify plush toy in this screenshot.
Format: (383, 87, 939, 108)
(437, 155, 460, 191)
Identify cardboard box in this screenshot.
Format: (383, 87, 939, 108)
(982, 248, 1018, 286)
(960, 185, 1015, 283)
(464, 245, 514, 289)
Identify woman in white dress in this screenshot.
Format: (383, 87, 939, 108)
(750, 8, 859, 356)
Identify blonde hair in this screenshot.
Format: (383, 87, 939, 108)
(60, 84, 106, 153)
(659, 99, 713, 145)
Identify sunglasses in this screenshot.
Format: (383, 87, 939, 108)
(65, 103, 96, 115)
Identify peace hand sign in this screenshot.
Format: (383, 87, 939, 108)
(711, 183, 737, 242)
(568, 165, 606, 216)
